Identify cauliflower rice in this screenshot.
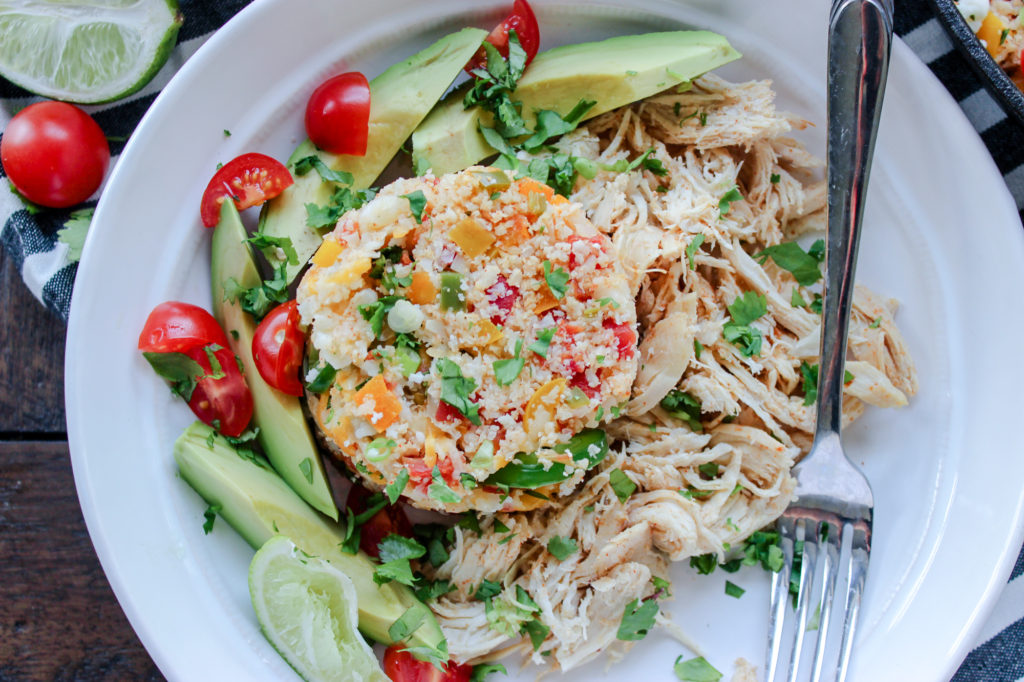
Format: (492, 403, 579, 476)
(297, 167, 639, 513)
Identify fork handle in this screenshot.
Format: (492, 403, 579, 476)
(817, 0, 894, 438)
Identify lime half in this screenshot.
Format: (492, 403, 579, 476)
(249, 536, 388, 682)
(0, 0, 183, 103)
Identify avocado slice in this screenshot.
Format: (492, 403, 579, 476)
(412, 30, 742, 175)
(211, 200, 337, 520)
(259, 26, 488, 283)
(174, 421, 446, 651)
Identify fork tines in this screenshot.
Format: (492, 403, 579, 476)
(765, 508, 872, 682)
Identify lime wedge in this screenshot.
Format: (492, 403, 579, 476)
(0, 0, 183, 103)
(249, 536, 388, 682)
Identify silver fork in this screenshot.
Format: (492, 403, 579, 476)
(764, 1, 893, 681)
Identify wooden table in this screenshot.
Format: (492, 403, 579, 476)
(0, 250, 163, 680)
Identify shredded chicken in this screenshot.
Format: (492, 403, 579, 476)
(416, 75, 917, 674)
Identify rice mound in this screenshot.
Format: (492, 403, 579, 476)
(296, 166, 639, 513)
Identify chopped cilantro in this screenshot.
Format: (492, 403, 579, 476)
(616, 597, 658, 640)
(756, 240, 824, 286)
(542, 260, 569, 299)
(434, 358, 481, 425)
(474, 579, 502, 601)
(236, 262, 290, 319)
(428, 465, 461, 503)
(527, 326, 556, 358)
(305, 363, 337, 393)
(718, 185, 743, 217)
(723, 291, 767, 356)
(674, 656, 722, 681)
(298, 457, 313, 484)
(385, 469, 410, 504)
(522, 618, 549, 650)
(493, 338, 525, 386)
(869, 316, 882, 329)
(609, 468, 636, 503)
(725, 580, 745, 598)
(414, 579, 456, 603)
(770, 172, 781, 184)
(57, 208, 94, 263)
(698, 112, 708, 126)
(522, 99, 596, 151)
(694, 338, 703, 359)
(660, 389, 702, 431)
(689, 553, 718, 575)
(402, 190, 428, 224)
(800, 361, 854, 405)
(685, 233, 704, 270)
(202, 504, 221, 534)
(293, 155, 353, 185)
(698, 462, 720, 479)
(471, 663, 508, 682)
(247, 230, 299, 266)
(388, 606, 426, 642)
(359, 295, 402, 338)
(547, 536, 578, 561)
(810, 293, 823, 314)
(791, 288, 807, 308)
(142, 351, 207, 402)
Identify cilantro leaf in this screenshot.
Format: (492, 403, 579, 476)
(142, 351, 206, 401)
(385, 468, 410, 504)
(434, 358, 481, 425)
(474, 579, 502, 601)
(236, 262, 290, 320)
(527, 327, 556, 358)
(377, 534, 426, 563)
(616, 597, 659, 640)
(723, 291, 767, 357)
(718, 185, 743, 217)
(659, 389, 703, 431)
(674, 656, 722, 681)
(542, 260, 570, 299)
(428, 465, 462, 503)
(305, 363, 337, 393)
(293, 155, 353, 185)
(724, 580, 745, 598)
(521, 99, 596, 151)
(689, 553, 718, 575)
(57, 208, 93, 263)
(471, 663, 508, 682)
(298, 457, 313, 484)
(493, 338, 525, 386)
(547, 535, 578, 561)
(609, 468, 636, 503)
(388, 605, 426, 642)
(359, 295, 402, 338)
(373, 559, 418, 587)
(202, 503, 221, 534)
(414, 579, 455, 602)
(685, 233, 704, 271)
(522, 618, 549, 650)
(247, 230, 299, 266)
(756, 241, 823, 286)
(402, 190, 428, 224)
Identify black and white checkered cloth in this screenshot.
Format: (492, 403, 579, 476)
(0, 1, 1020, 678)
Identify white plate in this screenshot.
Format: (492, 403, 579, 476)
(65, 1, 1024, 680)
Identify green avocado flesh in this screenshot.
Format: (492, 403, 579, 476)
(412, 30, 741, 176)
(210, 200, 336, 520)
(174, 421, 446, 650)
(259, 26, 488, 283)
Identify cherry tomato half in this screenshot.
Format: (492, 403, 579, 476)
(304, 72, 371, 156)
(252, 300, 305, 396)
(199, 152, 293, 227)
(183, 343, 254, 438)
(138, 301, 228, 354)
(0, 101, 110, 208)
(346, 483, 412, 558)
(383, 646, 472, 682)
(466, 0, 540, 73)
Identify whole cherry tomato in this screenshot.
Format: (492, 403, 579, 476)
(466, 0, 540, 73)
(138, 301, 229, 354)
(199, 152, 293, 227)
(383, 646, 473, 682)
(0, 101, 110, 208)
(304, 72, 371, 156)
(252, 300, 305, 396)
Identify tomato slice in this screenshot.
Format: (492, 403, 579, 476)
(138, 301, 228, 353)
(383, 646, 472, 682)
(183, 344, 254, 437)
(466, 0, 541, 73)
(346, 484, 412, 558)
(252, 300, 305, 396)
(199, 152, 293, 228)
(304, 72, 371, 156)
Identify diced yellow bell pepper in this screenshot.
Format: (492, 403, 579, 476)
(534, 286, 560, 314)
(353, 375, 402, 432)
(978, 12, 1007, 58)
(450, 217, 496, 257)
(476, 319, 504, 345)
(524, 378, 567, 434)
(407, 271, 437, 304)
(311, 239, 343, 267)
